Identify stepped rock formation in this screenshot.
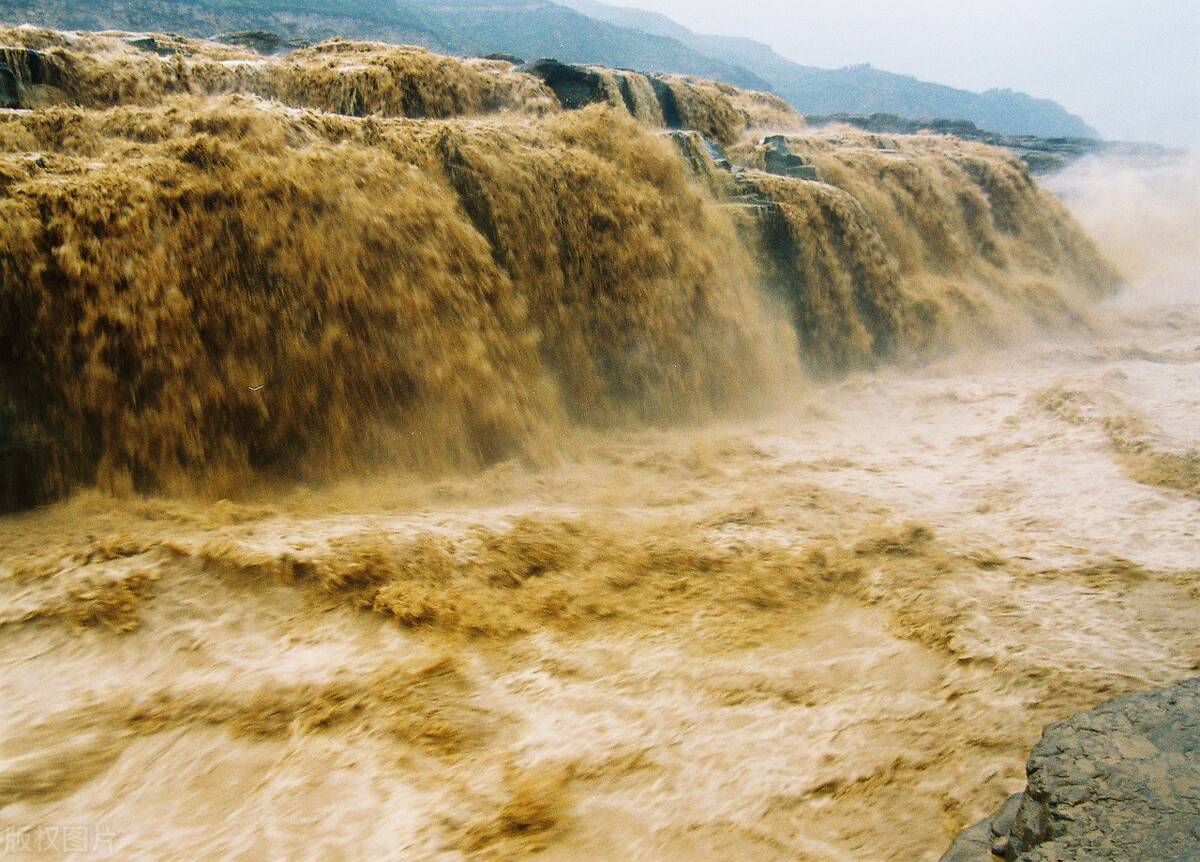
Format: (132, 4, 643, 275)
(941, 678, 1200, 862)
(0, 27, 1119, 505)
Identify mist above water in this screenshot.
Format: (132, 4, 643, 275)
(1046, 152, 1200, 301)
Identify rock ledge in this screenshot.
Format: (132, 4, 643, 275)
(941, 678, 1200, 862)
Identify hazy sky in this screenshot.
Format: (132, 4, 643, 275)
(605, 0, 1200, 147)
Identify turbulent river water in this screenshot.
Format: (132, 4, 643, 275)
(1, 153, 1196, 861)
(0, 33, 1197, 857)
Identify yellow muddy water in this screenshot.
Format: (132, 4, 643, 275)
(2, 156, 1197, 860)
(0, 26, 1197, 862)
(0, 27, 1116, 499)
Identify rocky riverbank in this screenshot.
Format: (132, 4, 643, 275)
(941, 678, 1200, 861)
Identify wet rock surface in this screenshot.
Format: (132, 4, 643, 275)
(941, 678, 1200, 862)
(518, 58, 606, 110)
(0, 46, 62, 108)
(0, 56, 17, 109)
(213, 30, 310, 55)
(664, 130, 731, 174)
(762, 134, 819, 180)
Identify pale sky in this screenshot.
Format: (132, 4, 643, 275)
(604, 0, 1200, 147)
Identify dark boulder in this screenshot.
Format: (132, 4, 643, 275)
(518, 59, 606, 110)
(940, 678, 1200, 862)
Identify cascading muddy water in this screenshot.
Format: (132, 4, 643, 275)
(730, 130, 1121, 372)
(0, 97, 796, 497)
(4, 26, 1194, 862)
(0, 27, 1117, 499)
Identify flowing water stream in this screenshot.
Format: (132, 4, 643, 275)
(0, 29, 1196, 861)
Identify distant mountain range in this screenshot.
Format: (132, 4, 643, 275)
(559, 0, 1099, 139)
(2, 0, 1100, 139)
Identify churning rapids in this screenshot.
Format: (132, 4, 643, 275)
(0, 27, 1198, 862)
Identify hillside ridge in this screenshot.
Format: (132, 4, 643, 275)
(559, 0, 1101, 139)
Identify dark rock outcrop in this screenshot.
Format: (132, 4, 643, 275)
(514, 60, 696, 138)
(481, 52, 524, 65)
(648, 76, 683, 128)
(664, 130, 731, 173)
(761, 135, 819, 181)
(213, 31, 311, 55)
(941, 678, 1200, 862)
(124, 36, 181, 56)
(807, 112, 1180, 174)
(807, 112, 988, 138)
(0, 47, 65, 109)
(518, 59, 606, 110)
(0, 56, 18, 109)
